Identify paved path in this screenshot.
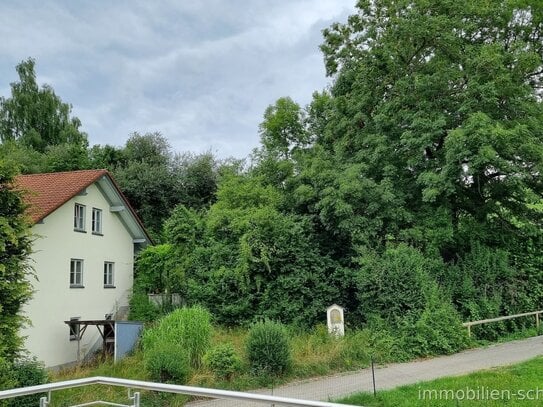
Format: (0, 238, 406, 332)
(186, 336, 543, 406)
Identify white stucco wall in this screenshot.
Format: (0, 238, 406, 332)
(21, 183, 135, 368)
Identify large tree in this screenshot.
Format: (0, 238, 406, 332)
(113, 133, 223, 237)
(315, 0, 543, 254)
(290, 0, 543, 327)
(0, 58, 87, 152)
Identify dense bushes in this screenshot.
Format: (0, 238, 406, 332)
(355, 245, 438, 323)
(133, 244, 183, 296)
(132, 167, 543, 344)
(125, 1, 543, 349)
(400, 299, 470, 356)
(128, 293, 159, 323)
(353, 245, 471, 353)
(0, 357, 48, 407)
(246, 320, 291, 375)
(443, 243, 519, 339)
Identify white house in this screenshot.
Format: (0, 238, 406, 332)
(15, 169, 151, 368)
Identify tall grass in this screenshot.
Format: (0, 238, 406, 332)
(51, 319, 534, 405)
(141, 305, 212, 368)
(246, 320, 291, 375)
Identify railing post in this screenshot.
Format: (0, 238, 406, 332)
(132, 391, 140, 407)
(536, 313, 540, 330)
(467, 325, 471, 338)
(39, 396, 49, 407)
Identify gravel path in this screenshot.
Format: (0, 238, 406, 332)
(186, 336, 543, 406)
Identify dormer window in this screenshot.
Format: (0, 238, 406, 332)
(74, 204, 86, 232)
(92, 208, 103, 235)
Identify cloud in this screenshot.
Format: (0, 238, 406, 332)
(0, 0, 356, 158)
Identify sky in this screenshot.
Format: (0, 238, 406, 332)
(0, 1, 356, 159)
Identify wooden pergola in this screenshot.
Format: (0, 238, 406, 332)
(64, 319, 116, 363)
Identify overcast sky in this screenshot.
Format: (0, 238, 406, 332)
(0, 1, 356, 158)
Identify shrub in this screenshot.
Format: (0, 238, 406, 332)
(128, 293, 159, 322)
(340, 328, 399, 367)
(144, 343, 190, 383)
(142, 306, 212, 368)
(246, 320, 291, 376)
(134, 244, 183, 295)
(444, 243, 515, 339)
(400, 296, 470, 357)
(0, 357, 48, 407)
(203, 343, 241, 380)
(355, 244, 440, 323)
(0, 358, 15, 407)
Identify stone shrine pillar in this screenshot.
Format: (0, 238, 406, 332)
(326, 304, 345, 336)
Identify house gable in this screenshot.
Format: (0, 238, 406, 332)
(14, 170, 150, 367)
(15, 169, 151, 247)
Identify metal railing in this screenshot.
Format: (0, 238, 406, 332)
(0, 376, 359, 407)
(462, 310, 543, 337)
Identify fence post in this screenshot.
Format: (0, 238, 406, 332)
(467, 325, 471, 338)
(371, 356, 376, 397)
(536, 313, 540, 330)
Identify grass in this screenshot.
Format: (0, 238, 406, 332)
(45, 322, 541, 406)
(48, 353, 189, 406)
(338, 357, 543, 406)
(47, 324, 384, 406)
(476, 326, 543, 346)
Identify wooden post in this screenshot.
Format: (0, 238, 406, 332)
(536, 313, 540, 330)
(467, 325, 471, 338)
(77, 336, 81, 364)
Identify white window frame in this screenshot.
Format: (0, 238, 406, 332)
(92, 208, 103, 234)
(70, 259, 84, 287)
(74, 203, 86, 231)
(104, 262, 115, 287)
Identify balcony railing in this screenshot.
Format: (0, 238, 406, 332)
(0, 376, 359, 407)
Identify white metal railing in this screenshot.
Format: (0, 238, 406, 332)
(462, 310, 543, 337)
(0, 376, 359, 407)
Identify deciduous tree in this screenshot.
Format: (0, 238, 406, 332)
(0, 58, 87, 152)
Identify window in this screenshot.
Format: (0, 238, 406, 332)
(92, 208, 102, 234)
(70, 259, 84, 287)
(104, 262, 114, 287)
(69, 317, 80, 341)
(74, 204, 86, 231)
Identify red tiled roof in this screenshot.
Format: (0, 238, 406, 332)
(15, 169, 109, 223)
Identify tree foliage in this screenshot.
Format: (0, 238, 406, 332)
(141, 0, 543, 340)
(0, 58, 87, 152)
(259, 97, 309, 160)
(319, 0, 543, 243)
(0, 162, 33, 360)
(2, 1, 543, 349)
(112, 134, 222, 237)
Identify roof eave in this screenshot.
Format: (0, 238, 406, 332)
(96, 174, 153, 246)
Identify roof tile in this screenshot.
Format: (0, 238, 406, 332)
(14, 169, 108, 223)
